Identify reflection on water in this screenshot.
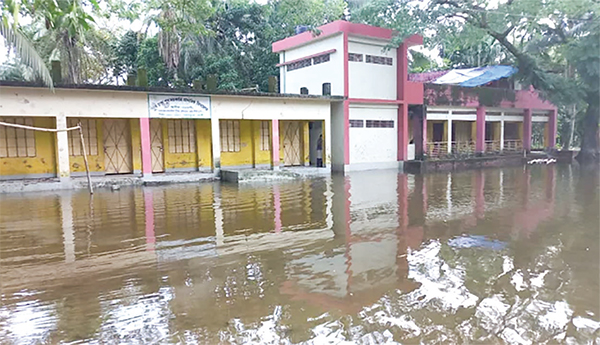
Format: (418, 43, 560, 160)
(0, 166, 598, 344)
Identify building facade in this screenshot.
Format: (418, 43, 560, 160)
(0, 83, 337, 181)
(273, 20, 557, 172)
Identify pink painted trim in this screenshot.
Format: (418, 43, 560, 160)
(475, 106, 486, 153)
(139, 117, 153, 175)
(343, 100, 350, 164)
(272, 20, 423, 52)
(271, 119, 280, 168)
(397, 44, 405, 100)
(424, 84, 555, 110)
(397, 104, 408, 161)
(348, 98, 404, 104)
(276, 49, 336, 67)
(523, 109, 532, 151)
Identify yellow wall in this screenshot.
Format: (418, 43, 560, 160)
(196, 120, 212, 169)
(493, 122, 501, 141)
(518, 123, 523, 140)
(454, 122, 472, 142)
(471, 122, 477, 142)
(251, 121, 271, 166)
(160, 119, 197, 170)
(0, 117, 57, 177)
(69, 118, 105, 173)
(221, 120, 254, 167)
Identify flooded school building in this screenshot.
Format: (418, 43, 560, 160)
(0, 21, 557, 183)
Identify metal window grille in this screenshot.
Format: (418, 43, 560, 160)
(67, 118, 98, 156)
(348, 53, 363, 62)
(349, 120, 364, 128)
(365, 55, 393, 66)
(0, 117, 36, 158)
(168, 120, 196, 153)
(366, 120, 394, 128)
(260, 121, 270, 151)
(286, 58, 312, 71)
(313, 54, 330, 65)
(220, 120, 241, 152)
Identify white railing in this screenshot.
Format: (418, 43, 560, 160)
(426, 142, 448, 158)
(503, 139, 523, 152)
(485, 140, 501, 153)
(452, 141, 475, 154)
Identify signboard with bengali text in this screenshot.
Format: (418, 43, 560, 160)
(148, 94, 211, 119)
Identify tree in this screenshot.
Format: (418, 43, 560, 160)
(110, 30, 140, 84)
(21, 0, 110, 84)
(0, 2, 53, 88)
(427, 0, 599, 162)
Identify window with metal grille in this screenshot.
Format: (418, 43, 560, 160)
(313, 54, 330, 65)
(348, 53, 363, 62)
(67, 118, 98, 156)
(365, 55, 393, 66)
(260, 121, 270, 151)
(366, 120, 394, 128)
(349, 120, 364, 128)
(220, 120, 241, 152)
(286, 58, 312, 71)
(0, 117, 36, 158)
(168, 120, 196, 153)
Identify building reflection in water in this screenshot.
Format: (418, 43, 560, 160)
(1, 165, 593, 344)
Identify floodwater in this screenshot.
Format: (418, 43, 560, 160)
(0, 166, 598, 344)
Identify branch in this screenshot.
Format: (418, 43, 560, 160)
(500, 24, 514, 40)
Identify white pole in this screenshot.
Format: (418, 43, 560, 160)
(211, 116, 221, 175)
(500, 112, 505, 152)
(447, 111, 453, 154)
(56, 114, 71, 184)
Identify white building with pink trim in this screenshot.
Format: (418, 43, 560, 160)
(273, 20, 557, 173)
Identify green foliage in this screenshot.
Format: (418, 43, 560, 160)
(0, 3, 54, 88)
(136, 36, 172, 87)
(110, 31, 140, 81)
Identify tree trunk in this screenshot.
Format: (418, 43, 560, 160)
(576, 94, 599, 163)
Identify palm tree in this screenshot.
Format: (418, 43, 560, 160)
(0, 19, 54, 89)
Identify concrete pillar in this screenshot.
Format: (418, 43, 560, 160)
(475, 106, 486, 154)
(56, 114, 71, 183)
(344, 100, 350, 165)
(324, 118, 332, 167)
(447, 116, 453, 153)
(271, 119, 280, 170)
(523, 109, 532, 152)
(500, 113, 505, 151)
(211, 117, 221, 173)
(547, 109, 557, 149)
(412, 105, 426, 159)
(397, 103, 409, 161)
(140, 117, 152, 177)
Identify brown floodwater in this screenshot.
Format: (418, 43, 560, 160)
(0, 165, 598, 344)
